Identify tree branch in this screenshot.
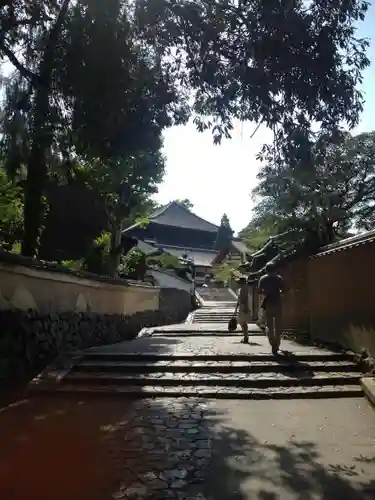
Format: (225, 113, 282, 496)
(1, 44, 37, 83)
(250, 120, 263, 139)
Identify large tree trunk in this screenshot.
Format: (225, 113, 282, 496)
(22, 120, 48, 257)
(109, 226, 123, 278)
(22, 0, 70, 257)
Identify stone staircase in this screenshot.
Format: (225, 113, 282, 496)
(189, 308, 236, 324)
(195, 287, 237, 305)
(54, 350, 362, 399)
(30, 317, 364, 400)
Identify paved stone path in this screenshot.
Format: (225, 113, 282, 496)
(1, 395, 374, 499)
(30, 324, 363, 399)
(82, 331, 343, 356)
(0, 395, 211, 500)
(1, 312, 374, 499)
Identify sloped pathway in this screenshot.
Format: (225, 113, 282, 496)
(0, 319, 374, 499)
(30, 325, 363, 399)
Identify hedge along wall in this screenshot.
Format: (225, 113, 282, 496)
(0, 252, 191, 384)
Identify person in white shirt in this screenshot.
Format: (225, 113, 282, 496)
(237, 276, 251, 343)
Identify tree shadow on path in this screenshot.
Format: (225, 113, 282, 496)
(202, 401, 375, 500)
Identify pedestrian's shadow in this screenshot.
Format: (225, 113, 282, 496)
(234, 340, 262, 347)
(274, 350, 315, 379)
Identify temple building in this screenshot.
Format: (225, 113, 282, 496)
(121, 201, 250, 285)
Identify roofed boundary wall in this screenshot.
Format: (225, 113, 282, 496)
(273, 231, 375, 359)
(0, 251, 191, 386)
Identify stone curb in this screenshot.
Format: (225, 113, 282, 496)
(185, 312, 195, 324)
(360, 376, 375, 407)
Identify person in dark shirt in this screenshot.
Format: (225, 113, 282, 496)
(258, 262, 285, 354)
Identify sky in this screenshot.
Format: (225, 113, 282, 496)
(156, 3, 375, 235)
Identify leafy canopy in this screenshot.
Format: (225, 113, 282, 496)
(136, 0, 370, 144)
(242, 131, 375, 252)
(0, 0, 189, 258)
(238, 214, 282, 252)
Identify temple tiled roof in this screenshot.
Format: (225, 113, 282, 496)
(162, 246, 218, 267)
(122, 202, 219, 234)
(238, 229, 303, 276)
(135, 240, 161, 255)
(122, 202, 251, 265)
(311, 229, 375, 258)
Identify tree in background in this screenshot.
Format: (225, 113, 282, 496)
(0, 0, 371, 268)
(213, 262, 236, 284)
(71, 149, 166, 276)
(173, 198, 194, 210)
(242, 131, 375, 251)
(150, 199, 194, 212)
(239, 214, 282, 252)
(0, 166, 23, 250)
(147, 253, 181, 270)
(119, 248, 147, 281)
(215, 213, 234, 254)
(0, 0, 189, 259)
(137, 0, 369, 150)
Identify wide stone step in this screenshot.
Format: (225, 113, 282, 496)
(149, 330, 258, 336)
(63, 371, 361, 388)
(199, 301, 236, 305)
(193, 315, 234, 319)
(189, 315, 234, 318)
(193, 316, 233, 320)
(81, 352, 355, 363)
(196, 290, 236, 301)
(195, 308, 236, 311)
(35, 383, 364, 399)
(75, 359, 360, 374)
(193, 318, 235, 323)
(194, 312, 234, 315)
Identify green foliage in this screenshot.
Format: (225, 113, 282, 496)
(213, 262, 236, 283)
(0, 0, 188, 257)
(239, 215, 284, 252)
(252, 131, 375, 245)
(135, 216, 150, 229)
(137, 0, 370, 145)
(173, 199, 194, 210)
(120, 248, 147, 280)
(147, 253, 181, 269)
(214, 213, 233, 253)
(1, 0, 371, 262)
(60, 259, 83, 271)
(81, 232, 112, 275)
(0, 167, 24, 249)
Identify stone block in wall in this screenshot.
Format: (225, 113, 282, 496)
(0, 304, 185, 386)
(158, 287, 192, 323)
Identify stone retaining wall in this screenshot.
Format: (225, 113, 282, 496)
(0, 308, 180, 384)
(0, 252, 192, 385)
(159, 287, 192, 322)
